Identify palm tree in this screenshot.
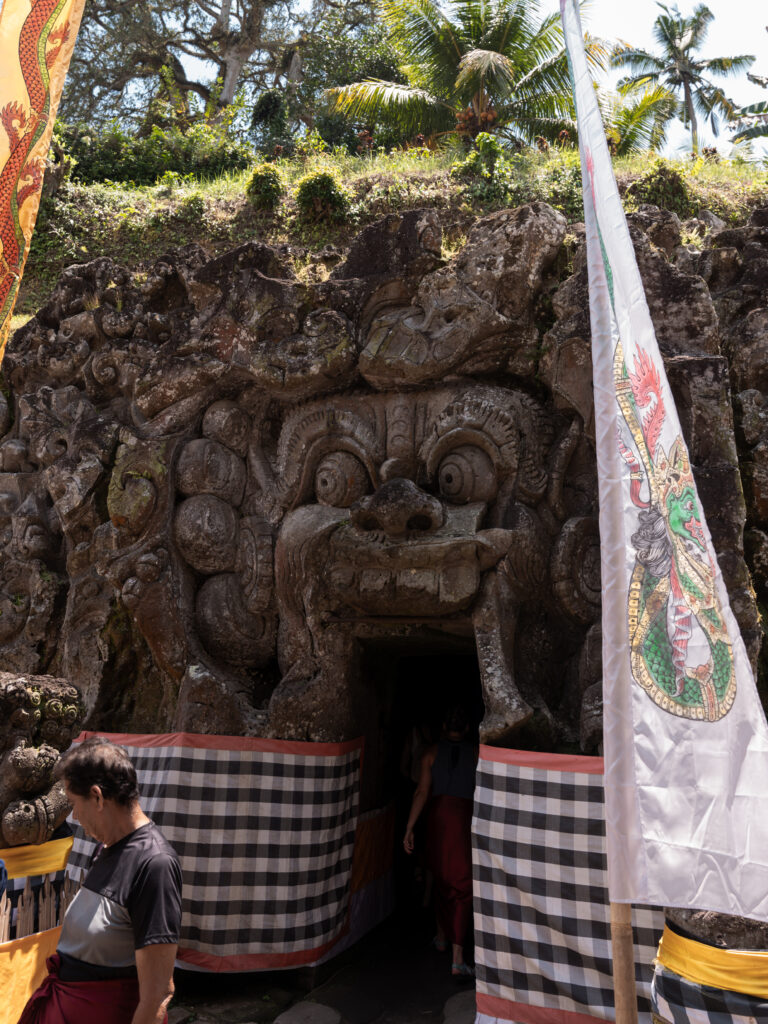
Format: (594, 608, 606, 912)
(326, 0, 608, 146)
(612, 3, 754, 153)
(601, 83, 678, 156)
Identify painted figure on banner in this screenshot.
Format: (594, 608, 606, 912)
(615, 340, 736, 723)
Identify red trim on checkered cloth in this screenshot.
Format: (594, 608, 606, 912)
(76, 731, 363, 755)
(478, 745, 605, 774)
(477, 992, 608, 1024)
(177, 927, 350, 971)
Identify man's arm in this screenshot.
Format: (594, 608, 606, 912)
(132, 943, 177, 1024)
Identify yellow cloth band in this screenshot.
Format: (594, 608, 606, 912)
(0, 926, 61, 1024)
(0, 837, 73, 880)
(657, 925, 768, 999)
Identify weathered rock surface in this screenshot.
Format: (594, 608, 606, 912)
(1, 202, 766, 757)
(0, 672, 84, 845)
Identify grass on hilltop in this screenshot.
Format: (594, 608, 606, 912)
(17, 146, 768, 316)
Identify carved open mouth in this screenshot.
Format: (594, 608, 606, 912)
(326, 505, 511, 616)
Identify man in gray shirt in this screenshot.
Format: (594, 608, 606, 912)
(19, 737, 182, 1024)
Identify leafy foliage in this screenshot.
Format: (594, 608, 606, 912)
(57, 121, 253, 185)
(287, 7, 411, 152)
(451, 133, 506, 179)
(731, 100, 768, 143)
(58, 0, 293, 128)
(251, 91, 291, 153)
(246, 163, 286, 210)
(449, 135, 584, 218)
(536, 159, 583, 221)
(328, 0, 609, 145)
(295, 170, 351, 221)
(612, 3, 754, 153)
(626, 159, 694, 218)
(601, 84, 678, 156)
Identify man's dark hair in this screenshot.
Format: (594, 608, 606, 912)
(55, 737, 140, 806)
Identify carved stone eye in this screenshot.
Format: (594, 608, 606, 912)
(437, 446, 497, 504)
(314, 452, 369, 507)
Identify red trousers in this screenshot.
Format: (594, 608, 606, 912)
(426, 794, 473, 946)
(18, 954, 164, 1024)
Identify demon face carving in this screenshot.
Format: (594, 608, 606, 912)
(128, 382, 597, 743)
(266, 386, 553, 741)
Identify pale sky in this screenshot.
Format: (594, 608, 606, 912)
(548, 0, 768, 156)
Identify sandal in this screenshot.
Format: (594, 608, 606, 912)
(452, 963, 474, 978)
(432, 936, 448, 952)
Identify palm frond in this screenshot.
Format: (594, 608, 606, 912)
(326, 79, 455, 136)
(582, 32, 611, 74)
(452, 0, 534, 51)
(611, 44, 665, 76)
(455, 48, 516, 98)
(602, 83, 676, 154)
(379, 0, 465, 98)
(497, 108, 575, 144)
(692, 82, 737, 134)
(734, 99, 768, 117)
(480, 0, 540, 61)
(513, 49, 572, 97)
(686, 4, 715, 49)
(702, 54, 755, 77)
(732, 121, 768, 142)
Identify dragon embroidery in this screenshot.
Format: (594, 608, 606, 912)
(615, 339, 736, 721)
(0, 0, 70, 340)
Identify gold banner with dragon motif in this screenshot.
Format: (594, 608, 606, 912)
(0, 0, 86, 361)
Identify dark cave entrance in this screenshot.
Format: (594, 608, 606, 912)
(359, 637, 483, 936)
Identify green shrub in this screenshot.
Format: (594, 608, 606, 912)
(176, 192, 206, 222)
(626, 159, 693, 218)
(450, 133, 506, 180)
(295, 170, 350, 221)
(58, 120, 253, 185)
(536, 160, 584, 222)
(294, 128, 329, 160)
(246, 163, 285, 211)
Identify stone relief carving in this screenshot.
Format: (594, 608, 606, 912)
(0, 202, 762, 752)
(0, 673, 85, 846)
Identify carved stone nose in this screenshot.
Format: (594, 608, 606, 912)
(351, 478, 444, 536)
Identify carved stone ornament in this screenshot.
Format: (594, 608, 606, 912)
(0, 672, 85, 846)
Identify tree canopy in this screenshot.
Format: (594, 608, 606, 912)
(611, 2, 754, 153)
(58, 0, 294, 128)
(327, 0, 609, 145)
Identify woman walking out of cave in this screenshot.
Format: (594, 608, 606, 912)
(403, 704, 477, 977)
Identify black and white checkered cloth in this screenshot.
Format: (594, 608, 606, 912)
(65, 733, 362, 970)
(652, 965, 768, 1024)
(472, 748, 664, 1024)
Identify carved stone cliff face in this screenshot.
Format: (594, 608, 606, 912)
(1, 201, 765, 750)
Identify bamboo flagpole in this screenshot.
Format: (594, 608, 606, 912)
(0, 0, 87, 362)
(561, 0, 768, 1019)
(609, 902, 638, 1024)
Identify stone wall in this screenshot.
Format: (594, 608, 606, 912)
(1, 201, 766, 754)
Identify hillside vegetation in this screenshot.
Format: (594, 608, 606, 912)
(15, 148, 768, 324)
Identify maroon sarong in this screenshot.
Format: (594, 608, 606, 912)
(17, 954, 154, 1024)
(425, 794, 473, 945)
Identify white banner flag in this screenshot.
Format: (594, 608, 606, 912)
(561, 0, 768, 921)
